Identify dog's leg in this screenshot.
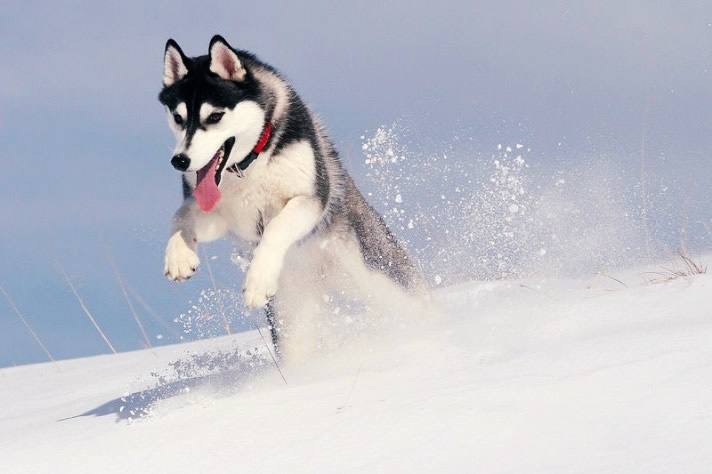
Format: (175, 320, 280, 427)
(164, 198, 228, 281)
(243, 196, 322, 308)
(264, 299, 280, 356)
(335, 236, 431, 321)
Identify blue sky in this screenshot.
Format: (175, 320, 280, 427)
(1, 1, 711, 366)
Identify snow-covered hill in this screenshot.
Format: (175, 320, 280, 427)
(2, 264, 711, 473)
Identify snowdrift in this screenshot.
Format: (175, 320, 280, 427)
(2, 262, 710, 473)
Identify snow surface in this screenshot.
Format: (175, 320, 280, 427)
(2, 263, 711, 473)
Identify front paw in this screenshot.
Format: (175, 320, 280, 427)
(243, 255, 281, 309)
(164, 231, 200, 281)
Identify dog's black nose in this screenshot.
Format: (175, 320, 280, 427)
(171, 154, 190, 171)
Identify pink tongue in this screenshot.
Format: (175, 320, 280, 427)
(193, 156, 221, 212)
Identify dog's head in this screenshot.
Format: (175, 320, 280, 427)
(158, 35, 266, 212)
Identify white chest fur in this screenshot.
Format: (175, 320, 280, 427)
(212, 140, 318, 242)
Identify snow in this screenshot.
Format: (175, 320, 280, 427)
(2, 261, 711, 473)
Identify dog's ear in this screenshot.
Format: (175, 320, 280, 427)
(209, 35, 246, 82)
(163, 39, 189, 87)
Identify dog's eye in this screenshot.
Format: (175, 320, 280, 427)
(172, 113, 184, 126)
(206, 112, 225, 124)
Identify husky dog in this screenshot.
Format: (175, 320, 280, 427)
(159, 35, 423, 359)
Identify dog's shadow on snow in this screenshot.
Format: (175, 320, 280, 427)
(60, 348, 273, 423)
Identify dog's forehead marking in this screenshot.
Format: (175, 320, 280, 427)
(175, 102, 187, 120)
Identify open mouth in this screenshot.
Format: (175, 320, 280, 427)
(193, 137, 235, 212)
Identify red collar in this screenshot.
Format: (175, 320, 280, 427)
(227, 122, 273, 174)
(253, 122, 273, 154)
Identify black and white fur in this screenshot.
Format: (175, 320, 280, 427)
(159, 36, 424, 360)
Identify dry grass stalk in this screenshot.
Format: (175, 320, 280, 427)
(645, 251, 707, 284)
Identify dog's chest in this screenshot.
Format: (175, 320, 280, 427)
(215, 141, 317, 242)
(216, 177, 281, 242)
